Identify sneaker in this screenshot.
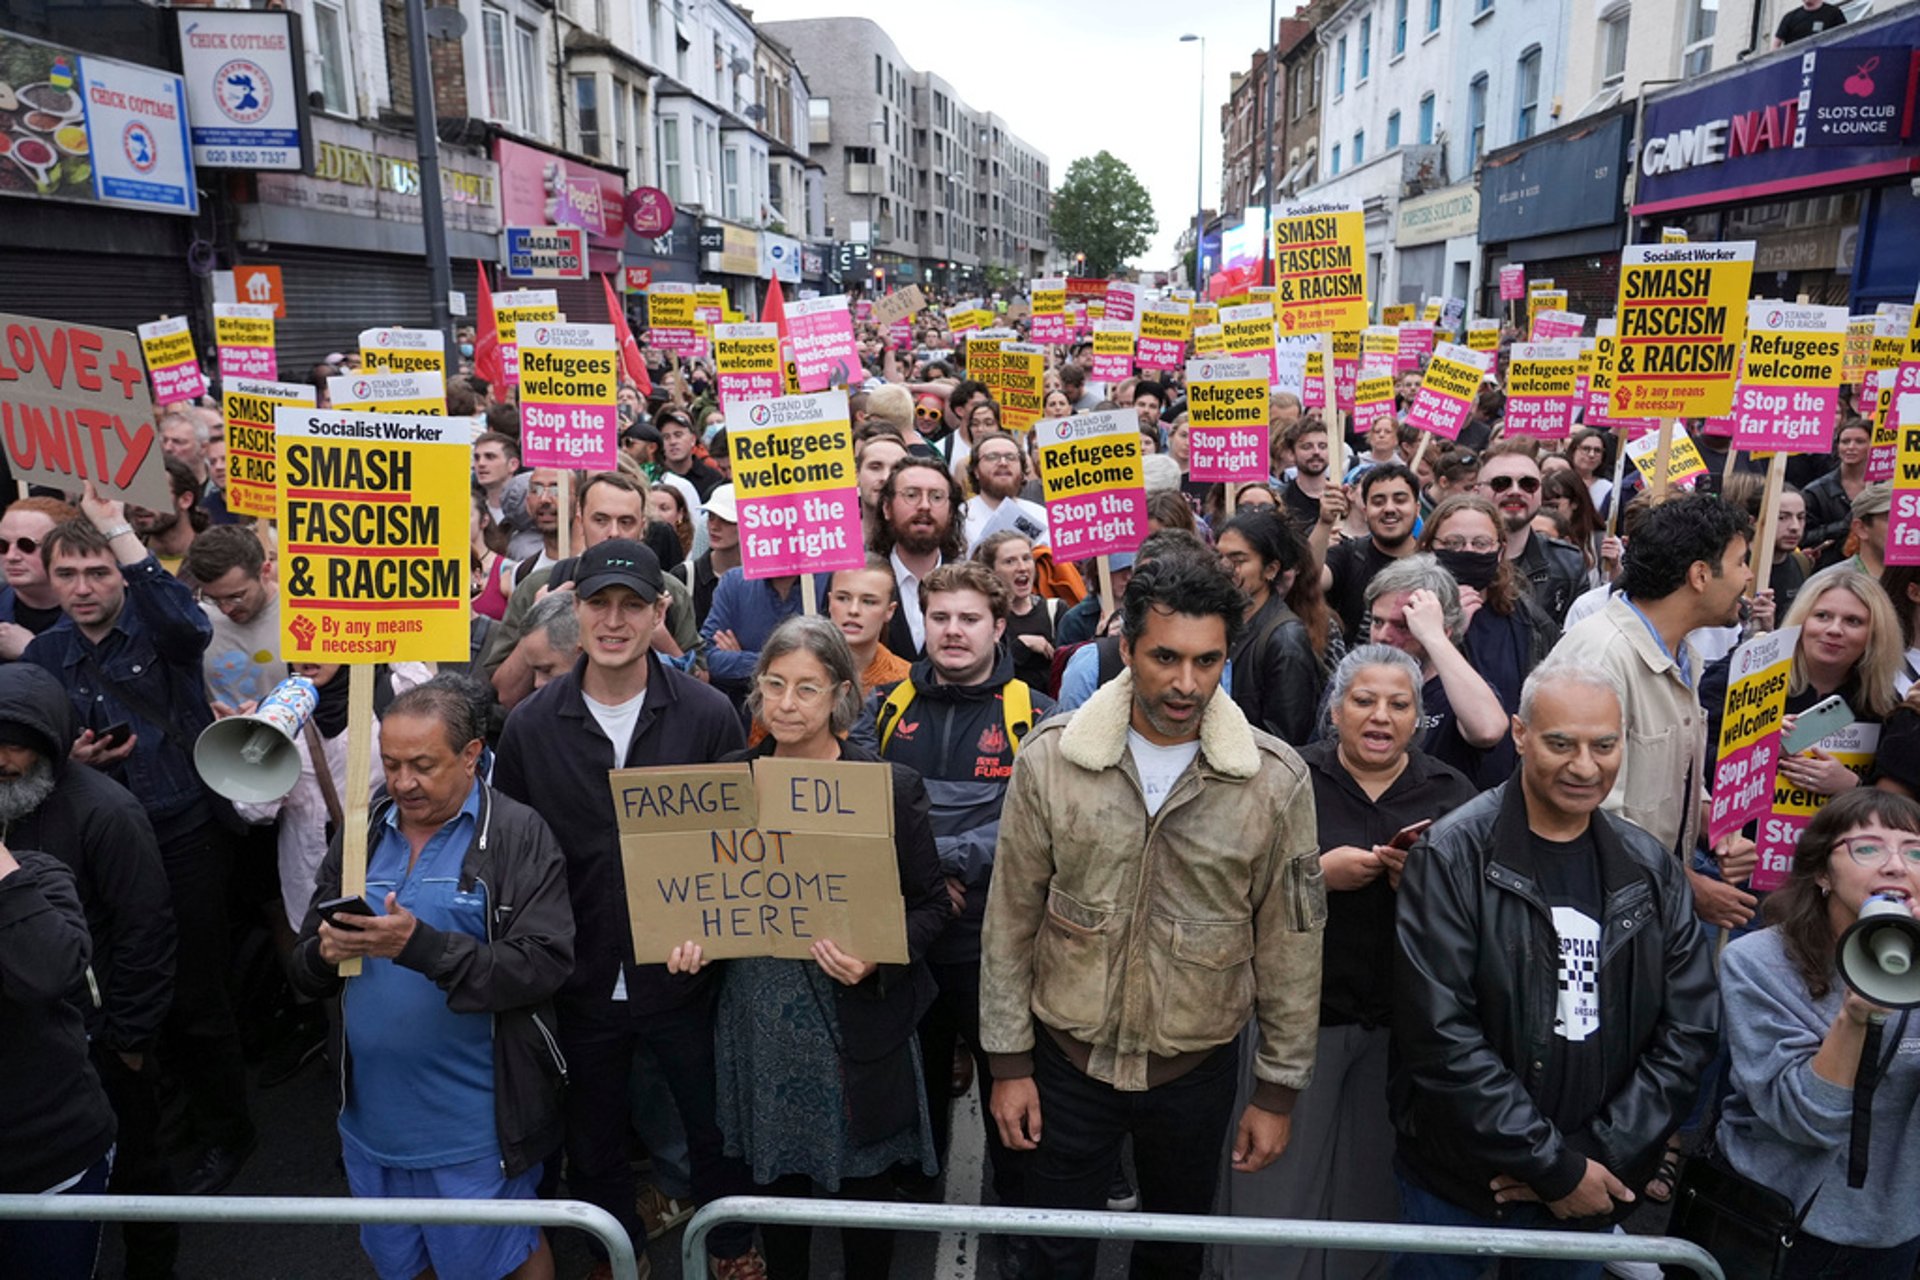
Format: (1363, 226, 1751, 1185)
(1105, 1169, 1138, 1212)
(709, 1246, 769, 1280)
(1603, 1225, 1663, 1278)
(181, 1133, 258, 1195)
(636, 1181, 694, 1240)
(258, 1014, 328, 1088)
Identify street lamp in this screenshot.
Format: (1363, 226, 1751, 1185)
(1180, 34, 1206, 292)
(1074, 251, 1086, 277)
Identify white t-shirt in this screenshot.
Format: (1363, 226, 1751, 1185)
(963, 494, 1051, 553)
(1127, 729, 1201, 817)
(583, 689, 645, 766)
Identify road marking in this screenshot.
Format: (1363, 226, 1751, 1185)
(934, 1087, 986, 1280)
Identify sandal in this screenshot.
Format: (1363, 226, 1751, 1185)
(1644, 1136, 1684, 1204)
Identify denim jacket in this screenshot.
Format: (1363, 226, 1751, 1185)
(25, 555, 215, 827)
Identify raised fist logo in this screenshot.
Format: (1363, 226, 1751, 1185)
(289, 615, 317, 652)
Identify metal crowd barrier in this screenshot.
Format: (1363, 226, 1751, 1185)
(681, 1196, 1727, 1278)
(0, 1193, 642, 1280)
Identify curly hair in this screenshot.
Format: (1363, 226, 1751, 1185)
(1620, 494, 1754, 602)
(868, 458, 967, 562)
(1121, 548, 1248, 652)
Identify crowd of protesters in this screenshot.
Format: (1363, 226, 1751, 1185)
(0, 288, 1916, 1280)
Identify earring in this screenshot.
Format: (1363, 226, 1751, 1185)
(1819, 884, 1831, 898)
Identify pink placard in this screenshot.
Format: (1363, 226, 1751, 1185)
(1499, 265, 1525, 302)
(149, 360, 205, 405)
(1190, 427, 1271, 483)
(1031, 313, 1071, 344)
(789, 297, 858, 392)
(1505, 395, 1577, 440)
(1531, 311, 1586, 341)
(1136, 336, 1185, 371)
(1104, 284, 1139, 326)
(1048, 488, 1147, 561)
(735, 490, 863, 576)
(218, 344, 274, 381)
(1867, 369, 1898, 484)
(1731, 382, 1839, 453)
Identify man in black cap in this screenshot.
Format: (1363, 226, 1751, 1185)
(618, 419, 664, 481)
(0, 663, 176, 1275)
(493, 539, 763, 1278)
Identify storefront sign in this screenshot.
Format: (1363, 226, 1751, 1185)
(177, 8, 305, 170)
(703, 222, 762, 277)
(1035, 409, 1147, 562)
(1612, 240, 1756, 418)
(1479, 113, 1627, 243)
(1397, 184, 1480, 248)
(623, 186, 674, 236)
(276, 408, 469, 663)
(1185, 357, 1271, 484)
(0, 312, 168, 509)
(725, 391, 863, 579)
(79, 51, 195, 214)
(1732, 302, 1847, 452)
(496, 137, 622, 264)
(518, 324, 617, 469)
(1634, 13, 1920, 213)
(761, 232, 802, 283)
(255, 116, 498, 234)
(505, 226, 587, 279)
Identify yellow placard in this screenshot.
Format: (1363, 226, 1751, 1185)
(1271, 199, 1369, 335)
(645, 289, 697, 331)
(1527, 290, 1568, 334)
(1421, 299, 1442, 323)
(1467, 321, 1500, 352)
(139, 319, 197, 370)
(1742, 306, 1845, 389)
(1381, 304, 1414, 325)
(329, 371, 445, 415)
(1611, 241, 1756, 419)
(1222, 303, 1275, 357)
(215, 307, 275, 351)
(1508, 349, 1582, 398)
(1625, 424, 1711, 488)
(999, 345, 1046, 432)
(1193, 302, 1220, 330)
(714, 325, 782, 377)
(223, 377, 314, 521)
(358, 327, 448, 378)
(1092, 325, 1136, 361)
(1185, 357, 1270, 429)
(275, 408, 471, 663)
(1193, 323, 1226, 355)
(1354, 373, 1396, 423)
(1140, 303, 1192, 345)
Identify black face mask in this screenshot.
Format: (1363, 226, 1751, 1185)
(1434, 547, 1500, 591)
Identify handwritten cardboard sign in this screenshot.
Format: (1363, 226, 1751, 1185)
(610, 759, 907, 962)
(870, 284, 927, 329)
(0, 313, 169, 509)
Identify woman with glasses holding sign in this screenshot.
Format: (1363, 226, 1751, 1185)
(1706, 789, 1920, 1279)
(665, 616, 946, 1279)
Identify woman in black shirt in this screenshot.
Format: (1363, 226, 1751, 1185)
(973, 530, 1057, 693)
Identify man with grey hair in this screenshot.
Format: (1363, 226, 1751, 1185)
(158, 407, 234, 524)
(1387, 657, 1717, 1278)
(519, 588, 580, 692)
(1361, 555, 1508, 781)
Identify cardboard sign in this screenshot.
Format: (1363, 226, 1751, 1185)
(1136, 300, 1191, 371)
(1192, 323, 1226, 356)
(213, 304, 276, 380)
(870, 284, 926, 329)
(610, 759, 907, 963)
(1029, 278, 1069, 344)
(1035, 409, 1147, 561)
(788, 296, 858, 392)
(222, 376, 313, 520)
(1185, 356, 1270, 484)
(1612, 241, 1756, 419)
(1091, 321, 1136, 383)
(1731, 302, 1846, 453)
(997, 344, 1046, 433)
(1466, 319, 1500, 352)
(1709, 626, 1799, 847)
(275, 408, 470, 662)
(1506, 341, 1584, 440)
(623, 266, 654, 293)
(1271, 199, 1369, 335)
(330, 372, 444, 415)
(714, 323, 783, 408)
(1755, 723, 1877, 891)
(1405, 343, 1490, 441)
(725, 391, 862, 579)
(138, 316, 206, 405)
(643, 282, 702, 357)
(495, 288, 562, 384)
(358, 327, 447, 379)
(0, 313, 169, 509)
(504, 226, 587, 279)
(518, 323, 618, 469)
(1499, 264, 1525, 302)
(1625, 423, 1710, 490)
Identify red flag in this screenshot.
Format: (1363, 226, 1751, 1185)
(472, 264, 505, 387)
(602, 274, 653, 396)
(760, 273, 789, 340)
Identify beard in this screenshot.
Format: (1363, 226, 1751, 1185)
(981, 472, 1023, 500)
(0, 756, 56, 822)
(1134, 683, 1210, 741)
(894, 518, 950, 557)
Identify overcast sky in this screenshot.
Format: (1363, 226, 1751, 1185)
(750, 0, 1274, 268)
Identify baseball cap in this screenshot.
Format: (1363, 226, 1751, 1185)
(622, 420, 662, 446)
(572, 539, 664, 602)
(705, 483, 739, 523)
(1852, 481, 1892, 521)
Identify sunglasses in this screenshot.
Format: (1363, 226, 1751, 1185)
(1483, 474, 1541, 494)
(0, 536, 38, 555)
(915, 407, 943, 420)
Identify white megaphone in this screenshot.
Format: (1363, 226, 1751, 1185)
(194, 675, 319, 805)
(1837, 893, 1920, 1010)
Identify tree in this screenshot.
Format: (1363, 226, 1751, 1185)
(1051, 152, 1157, 279)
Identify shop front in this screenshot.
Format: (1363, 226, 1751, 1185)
(1394, 182, 1481, 321)
(1478, 103, 1634, 323)
(701, 219, 763, 314)
(495, 136, 626, 322)
(237, 115, 500, 370)
(1630, 7, 1920, 311)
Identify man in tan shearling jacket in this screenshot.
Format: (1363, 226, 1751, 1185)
(980, 550, 1326, 1279)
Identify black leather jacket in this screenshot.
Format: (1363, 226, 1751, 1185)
(1516, 531, 1589, 625)
(1389, 780, 1718, 1219)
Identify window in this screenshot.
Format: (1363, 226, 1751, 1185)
(874, 53, 883, 93)
(1353, 129, 1365, 163)
(1386, 110, 1401, 147)
(1312, 50, 1322, 106)
(1601, 10, 1631, 85)
(1468, 72, 1488, 162)
(1475, 0, 1492, 13)
(1418, 91, 1436, 143)
(1292, 60, 1305, 119)
(1331, 142, 1342, 175)
(312, 0, 351, 115)
(722, 144, 740, 220)
(1394, 0, 1409, 54)
(1515, 46, 1541, 139)
(574, 75, 600, 158)
(1336, 35, 1348, 95)
(513, 22, 539, 133)
(1428, 0, 1443, 31)
(656, 114, 681, 201)
(482, 5, 511, 123)
(1683, 0, 1717, 76)
(1359, 16, 1372, 80)
(614, 84, 629, 175)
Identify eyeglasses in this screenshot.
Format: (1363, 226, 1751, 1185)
(896, 487, 951, 507)
(756, 674, 837, 706)
(0, 537, 38, 555)
(1433, 536, 1501, 553)
(1835, 839, 1920, 869)
(977, 451, 1021, 466)
(1482, 474, 1541, 494)
(527, 482, 561, 497)
(915, 407, 944, 421)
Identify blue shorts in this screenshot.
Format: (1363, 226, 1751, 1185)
(341, 1147, 543, 1280)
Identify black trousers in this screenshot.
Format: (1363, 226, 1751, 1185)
(1022, 1029, 1240, 1280)
(918, 956, 1028, 1206)
(157, 822, 253, 1151)
(91, 1047, 178, 1279)
(555, 990, 754, 1260)
(758, 1171, 899, 1280)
